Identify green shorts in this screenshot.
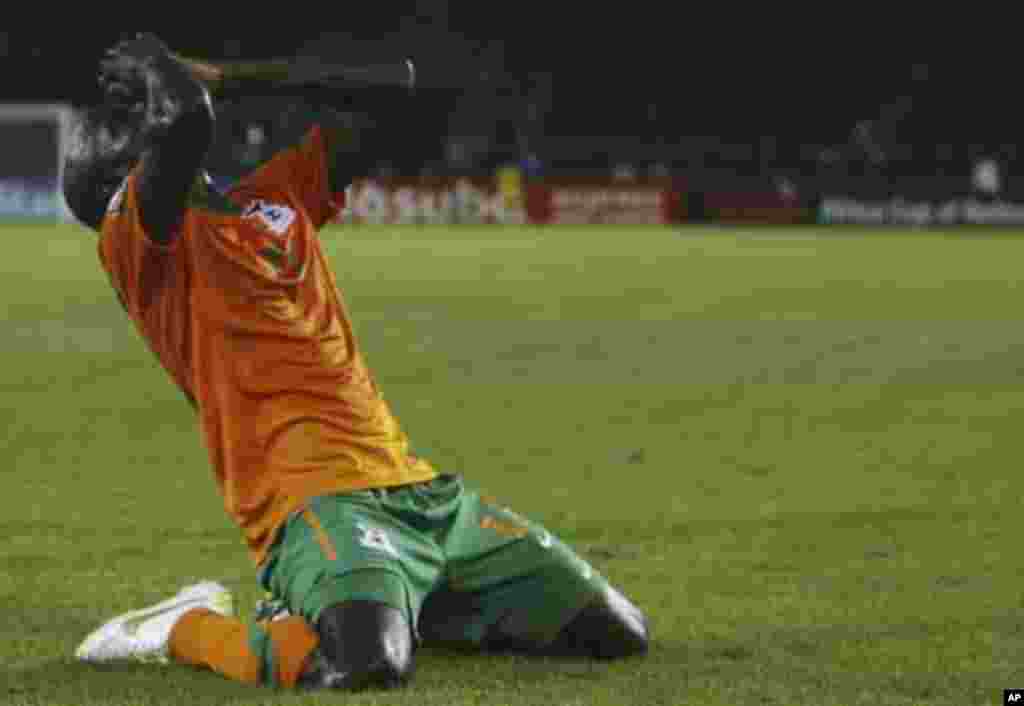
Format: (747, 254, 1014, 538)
(256, 474, 607, 649)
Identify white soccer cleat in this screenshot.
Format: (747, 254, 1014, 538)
(75, 581, 233, 664)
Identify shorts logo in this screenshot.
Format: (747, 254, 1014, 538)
(356, 523, 399, 559)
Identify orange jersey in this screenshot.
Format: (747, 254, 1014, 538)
(98, 127, 437, 565)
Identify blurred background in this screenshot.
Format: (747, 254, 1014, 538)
(0, 13, 1017, 225)
(5, 16, 1024, 706)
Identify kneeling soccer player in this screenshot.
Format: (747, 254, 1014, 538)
(68, 34, 649, 690)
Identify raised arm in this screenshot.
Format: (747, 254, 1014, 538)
(102, 35, 215, 244)
(173, 54, 372, 194)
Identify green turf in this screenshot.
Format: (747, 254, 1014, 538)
(1, 223, 1022, 705)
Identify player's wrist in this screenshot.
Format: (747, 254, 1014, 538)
(171, 55, 226, 95)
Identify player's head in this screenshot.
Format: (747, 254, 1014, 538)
(62, 102, 146, 231)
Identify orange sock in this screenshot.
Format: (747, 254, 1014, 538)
(169, 609, 319, 688)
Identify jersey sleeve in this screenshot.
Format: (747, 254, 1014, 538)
(97, 170, 185, 313)
(231, 126, 341, 229)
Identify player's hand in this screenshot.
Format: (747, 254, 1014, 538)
(98, 33, 173, 110)
(101, 33, 172, 70)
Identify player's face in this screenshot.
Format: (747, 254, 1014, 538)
(63, 107, 144, 230)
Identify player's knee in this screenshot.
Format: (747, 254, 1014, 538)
(313, 600, 414, 690)
(557, 585, 650, 659)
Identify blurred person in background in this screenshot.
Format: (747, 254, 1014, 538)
(235, 122, 267, 171)
(972, 153, 1002, 201)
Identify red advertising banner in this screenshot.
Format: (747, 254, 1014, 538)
(703, 191, 812, 224)
(527, 178, 684, 225)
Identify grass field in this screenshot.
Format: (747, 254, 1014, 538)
(1, 223, 1022, 705)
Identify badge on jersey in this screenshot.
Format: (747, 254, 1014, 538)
(243, 199, 296, 236)
(241, 199, 304, 279)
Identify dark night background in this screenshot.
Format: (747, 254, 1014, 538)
(0, 15, 1014, 192)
